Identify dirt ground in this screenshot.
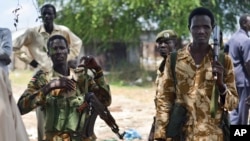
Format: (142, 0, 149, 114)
(12, 80, 155, 141)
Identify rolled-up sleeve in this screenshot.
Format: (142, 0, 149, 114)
(221, 54, 239, 110)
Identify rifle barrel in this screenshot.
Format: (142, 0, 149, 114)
(212, 25, 221, 80)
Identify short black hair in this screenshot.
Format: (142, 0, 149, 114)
(239, 14, 250, 28)
(188, 7, 215, 29)
(47, 35, 68, 50)
(41, 4, 56, 16)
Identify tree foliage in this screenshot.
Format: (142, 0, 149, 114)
(36, 0, 250, 45)
(200, 0, 250, 34)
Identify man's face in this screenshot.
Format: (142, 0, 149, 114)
(41, 7, 56, 25)
(48, 39, 68, 65)
(244, 16, 250, 31)
(190, 15, 213, 45)
(156, 38, 176, 58)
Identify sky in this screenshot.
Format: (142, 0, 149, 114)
(1, 0, 41, 32)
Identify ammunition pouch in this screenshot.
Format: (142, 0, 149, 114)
(219, 110, 230, 141)
(46, 131, 96, 141)
(44, 95, 86, 132)
(166, 102, 187, 140)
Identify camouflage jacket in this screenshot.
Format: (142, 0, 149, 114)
(17, 68, 111, 133)
(154, 59, 166, 108)
(154, 44, 238, 140)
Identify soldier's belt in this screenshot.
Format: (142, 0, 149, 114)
(46, 132, 70, 140)
(46, 131, 96, 141)
(46, 132, 83, 140)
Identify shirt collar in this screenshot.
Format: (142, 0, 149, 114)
(39, 23, 60, 33)
(239, 28, 249, 37)
(49, 68, 78, 81)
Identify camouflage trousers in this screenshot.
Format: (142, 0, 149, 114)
(45, 132, 96, 141)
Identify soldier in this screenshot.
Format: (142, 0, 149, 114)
(17, 35, 111, 141)
(148, 29, 178, 141)
(13, 4, 83, 140)
(154, 7, 238, 141)
(155, 30, 178, 73)
(0, 27, 29, 141)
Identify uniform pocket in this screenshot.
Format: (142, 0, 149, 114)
(205, 68, 214, 88)
(65, 96, 85, 131)
(45, 97, 56, 131)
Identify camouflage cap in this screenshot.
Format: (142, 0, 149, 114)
(155, 30, 178, 42)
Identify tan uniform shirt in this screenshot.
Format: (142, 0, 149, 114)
(154, 45, 238, 140)
(13, 24, 82, 72)
(155, 60, 165, 108)
(0, 68, 29, 141)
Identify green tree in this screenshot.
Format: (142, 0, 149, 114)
(26, 0, 250, 84)
(37, 0, 199, 44)
(200, 0, 250, 34)
(34, 0, 250, 44)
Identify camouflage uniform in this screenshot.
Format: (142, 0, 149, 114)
(155, 60, 166, 106)
(154, 44, 238, 140)
(13, 24, 83, 141)
(154, 29, 178, 108)
(17, 68, 111, 141)
(151, 30, 177, 141)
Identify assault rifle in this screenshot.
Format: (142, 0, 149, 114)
(82, 92, 125, 139)
(212, 25, 220, 80)
(212, 25, 230, 141)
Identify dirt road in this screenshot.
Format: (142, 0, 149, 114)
(12, 84, 155, 141)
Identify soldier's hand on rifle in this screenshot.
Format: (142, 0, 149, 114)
(42, 77, 76, 94)
(78, 55, 102, 72)
(212, 61, 227, 94)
